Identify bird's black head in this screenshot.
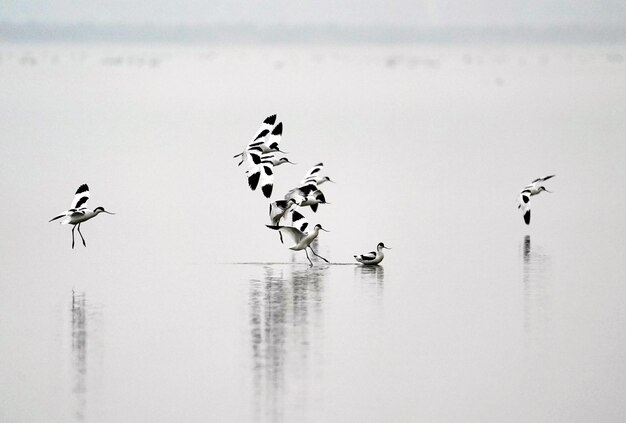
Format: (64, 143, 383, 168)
(94, 207, 115, 215)
(314, 224, 329, 232)
(378, 242, 391, 250)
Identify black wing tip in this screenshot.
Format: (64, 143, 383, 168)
(264, 114, 277, 125)
(262, 184, 273, 198)
(266, 225, 282, 230)
(75, 196, 89, 208)
(254, 129, 270, 141)
(248, 172, 260, 190)
(76, 184, 89, 194)
(271, 122, 283, 135)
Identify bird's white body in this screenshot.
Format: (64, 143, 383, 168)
(354, 243, 390, 265)
(58, 209, 100, 225)
(288, 226, 321, 251)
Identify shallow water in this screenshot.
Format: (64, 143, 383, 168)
(0, 43, 625, 422)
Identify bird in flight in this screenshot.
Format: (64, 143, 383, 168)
(49, 184, 114, 248)
(518, 175, 555, 225)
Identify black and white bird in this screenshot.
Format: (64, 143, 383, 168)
(234, 115, 286, 167)
(49, 184, 114, 248)
(354, 242, 391, 265)
(237, 115, 293, 198)
(266, 224, 329, 266)
(285, 162, 333, 212)
(518, 175, 555, 225)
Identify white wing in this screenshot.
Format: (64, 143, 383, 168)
(282, 209, 309, 233)
(531, 174, 555, 184)
(248, 114, 276, 147)
(266, 225, 306, 245)
(237, 114, 277, 166)
(70, 184, 90, 209)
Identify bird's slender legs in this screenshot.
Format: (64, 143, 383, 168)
(304, 249, 314, 266)
(77, 223, 86, 247)
(71, 225, 76, 249)
(308, 246, 329, 263)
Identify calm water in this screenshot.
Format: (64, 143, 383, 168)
(1, 43, 625, 422)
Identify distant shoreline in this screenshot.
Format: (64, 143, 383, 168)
(2, 22, 626, 44)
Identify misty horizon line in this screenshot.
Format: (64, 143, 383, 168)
(1, 21, 626, 43)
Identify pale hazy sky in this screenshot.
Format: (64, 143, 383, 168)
(1, 0, 626, 26)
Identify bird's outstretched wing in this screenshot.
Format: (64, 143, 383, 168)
(70, 184, 90, 209)
(247, 155, 274, 197)
(49, 212, 68, 222)
(283, 209, 309, 233)
(235, 114, 276, 166)
(259, 157, 274, 198)
(266, 122, 283, 152)
(519, 191, 531, 225)
(532, 174, 556, 184)
(266, 225, 306, 245)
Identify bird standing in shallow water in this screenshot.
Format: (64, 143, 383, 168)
(266, 223, 329, 266)
(49, 184, 114, 248)
(518, 175, 555, 225)
(354, 242, 391, 265)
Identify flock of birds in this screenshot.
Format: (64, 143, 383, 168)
(48, 114, 556, 266)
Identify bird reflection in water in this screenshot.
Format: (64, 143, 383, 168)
(354, 265, 385, 300)
(521, 235, 552, 354)
(71, 290, 87, 421)
(249, 265, 325, 423)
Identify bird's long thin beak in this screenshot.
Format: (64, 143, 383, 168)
(544, 189, 553, 193)
(104, 211, 115, 215)
(384, 246, 392, 250)
(320, 228, 330, 232)
(287, 159, 297, 165)
(327, 178, 336, 183)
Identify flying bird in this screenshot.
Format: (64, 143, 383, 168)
(285, 162, 333, 211)
(237, 116, 292, 198)
(518, 175, 555, 225)
(49, 184, 114, 248)
(234, 115, 286, 167)
(354, 242, 391, 265)
(266, 223, 329, 266)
